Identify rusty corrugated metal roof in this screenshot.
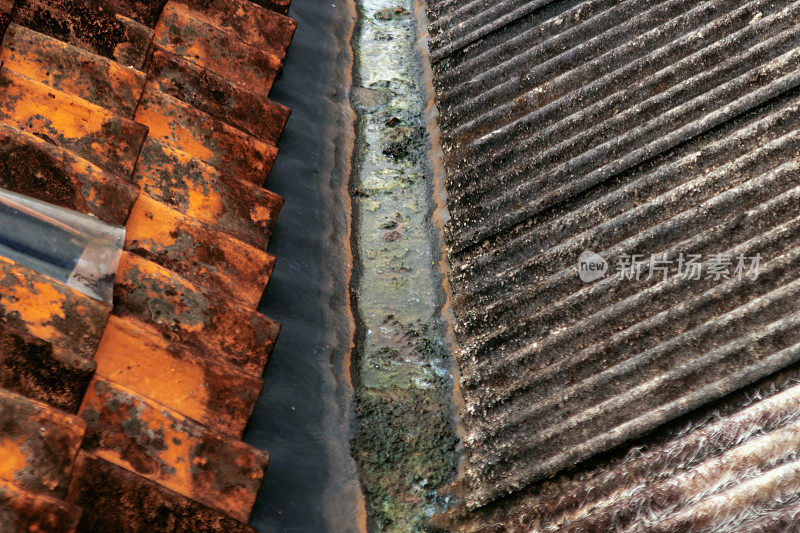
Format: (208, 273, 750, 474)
(0, 0, 296, 529)
(426, 0, 800, 528)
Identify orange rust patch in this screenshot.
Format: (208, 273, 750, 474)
(0, 256, 110, 359)
(153, 2, 282, 98)
(0, 388, 86, 497)
(0, 477, 82, 532)
(134, 85, 277, 185)
(176, 0, 296, 60)
(0, 437, 28, 482)
(114, 251, 280, 378)
(93, 315, 263, 436)
(1, 23, 147, 116)
(125, 195, 275, 308)
(0, 67, 148, 178)
(131, 138, 283, 249)
(80, 378, 269, 522)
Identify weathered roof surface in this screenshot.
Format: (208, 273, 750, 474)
(0, 0, 295, 529)
(426, 0, 800, 527)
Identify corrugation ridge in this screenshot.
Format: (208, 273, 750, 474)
(468, 246, 800, 444)
(445, 9, 800, 206)
(429, 0, 558, 63)
(442, 0, 769, 149)
(467, 332, 800, 508)
(453, 122, 800, 340)
(433, 0, 620, 105)
(447, 42, 800, 254)
(438, 0, 701, 132)
(524, 374, 800, 530)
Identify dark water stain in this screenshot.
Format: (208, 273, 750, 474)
(246, 0, 364, 532)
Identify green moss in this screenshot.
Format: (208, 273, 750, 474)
(353, 387, 456, 531)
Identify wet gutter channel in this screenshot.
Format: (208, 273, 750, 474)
(349, 0, 458, 529)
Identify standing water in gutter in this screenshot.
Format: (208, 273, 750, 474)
(349, 0, 458, 529)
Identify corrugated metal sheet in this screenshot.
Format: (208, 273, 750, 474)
(438, 363, 800, 531)
(427, 0, 800, 522)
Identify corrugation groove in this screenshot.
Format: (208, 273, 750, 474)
(429, 0, 800, 522)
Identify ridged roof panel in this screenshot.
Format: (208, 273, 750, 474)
(428, 0, 800, 520)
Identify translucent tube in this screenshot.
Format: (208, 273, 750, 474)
(0, 187, 125, 303)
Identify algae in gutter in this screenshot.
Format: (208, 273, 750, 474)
(349, 0, 457, 530)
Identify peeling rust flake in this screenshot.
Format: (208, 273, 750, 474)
(132, 137, 283, 250)
(0, 320, 95, 414)
(0, 67, 149, 178)
(0, 388, 85, 497)
(146, 46, 290, 145)
(0, 122, 139, 225)
(67, 452, 256, 532)
(80, 378, 269, 523)
(1, 23, 148, 117)
(125, 194, 276, 308)
(0, 255, 110, 360)
(113, 251, 280, 377)
(153, 2, 283, 97)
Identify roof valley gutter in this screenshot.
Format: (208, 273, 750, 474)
(348, 0, 459, 527)
(246, 0, 366, 530)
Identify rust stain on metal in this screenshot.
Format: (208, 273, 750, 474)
(92, 315, 263, 438)
(135, 85, 277, 185)
(153, 2, 282, 97)
(0, 320, 95, 414)
(0, 67, 149, 178)
(0, 477, 82, 533)
(12, 0, 154, 68)
(132, 137, 283, 250)
(125, 194, 275, 309)
(0, 122, 139, 225)
(1, 23, 148, 117)
(0, 256, 110, 360)
(179, 0, 296, 60)
(80, 377, 268, 522)
(145, 46, 290, 145)
(113, 251, 279, 377)
(0, 388, 85, 497)
(67, 452, 257, 532)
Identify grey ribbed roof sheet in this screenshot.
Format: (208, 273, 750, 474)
(428, 0, 800, 525)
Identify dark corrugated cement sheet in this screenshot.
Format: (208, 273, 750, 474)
(426, 0, 800, 524)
